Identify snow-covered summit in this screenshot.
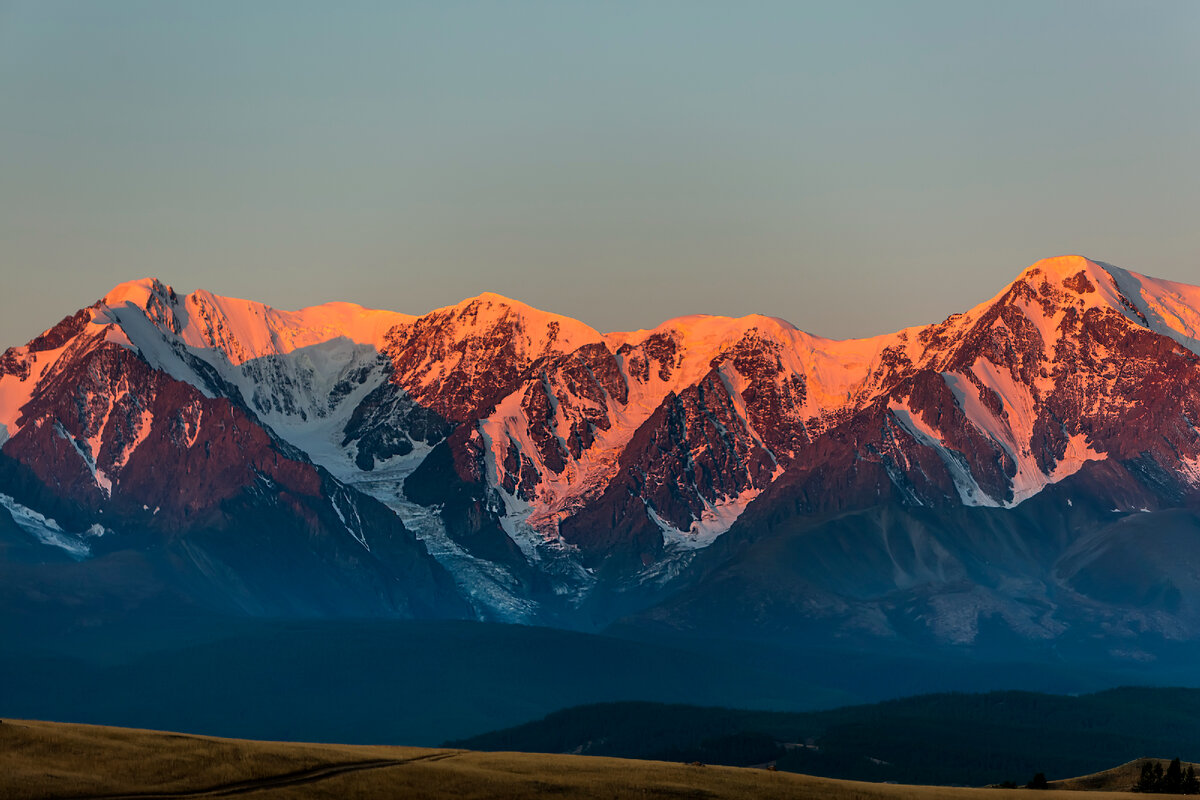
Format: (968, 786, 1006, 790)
(417, 291, 605, 357)
(99, 278, 415, 363)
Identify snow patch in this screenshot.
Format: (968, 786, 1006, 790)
(55, 421, 111, 497)
(0, 340, 74, 441)
(182, 402, 204, 449)
(0, 493, 97, 559)
(1178, 456, 1200, 488)
(961, 358, 1081, 506)
(645, 482, 770, 551)
(938, 367, 1107, 506)
(330, 494, 369, 550)
(1101, 263, 1200, 356)
(110, 406, 154, 470)
(890, 403, 1000, 507)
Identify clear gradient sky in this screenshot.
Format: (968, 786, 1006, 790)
(2, 1, 1198, 345)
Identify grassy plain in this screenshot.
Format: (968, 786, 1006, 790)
(1047, 758, 1200, 792)
(0, 718, 1160, 800)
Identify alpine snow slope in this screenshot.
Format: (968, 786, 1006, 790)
(6, 255, 1200, 660)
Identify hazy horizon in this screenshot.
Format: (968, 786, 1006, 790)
(2, 0, 1198, 345)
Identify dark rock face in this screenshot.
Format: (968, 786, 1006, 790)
(521, 375, 569, 475)
(716, 332, 810, 459)
(490, 342, 632, 497)
(560, 367, 780, 567)
(619, 332, 679, 384)
(341, 376, 452, 471)
(405, 431, 518, 564)
(499, 438, 540, 501)
(507, 327, 816, 566)
(381, 296, 595, 424)
(0, 309, 95, 382)
(920, 270, 1200, 508)
(4, 339, 320, 527)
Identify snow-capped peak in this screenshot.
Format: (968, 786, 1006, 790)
(1019, 253, 1105, 280)
(932, 255, 1200, 362)
(418, 291, 604, 359)
(100, 277, 175, 309)
(99, 280, 414, 365)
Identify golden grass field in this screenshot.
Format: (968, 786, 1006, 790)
(1047, 758, 1200, 792)
(0, 718, 1166, 800)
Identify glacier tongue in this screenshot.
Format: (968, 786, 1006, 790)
(339, 454, 541, 623)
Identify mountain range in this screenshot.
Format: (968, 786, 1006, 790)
(6, 255, 1200, 661)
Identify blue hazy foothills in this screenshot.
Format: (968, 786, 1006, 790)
(0, 0, 1197, 345)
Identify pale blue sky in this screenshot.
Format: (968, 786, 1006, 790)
(2, 1, 1197, 344)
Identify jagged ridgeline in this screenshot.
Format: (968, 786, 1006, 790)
(6, 256, 1200, 657)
